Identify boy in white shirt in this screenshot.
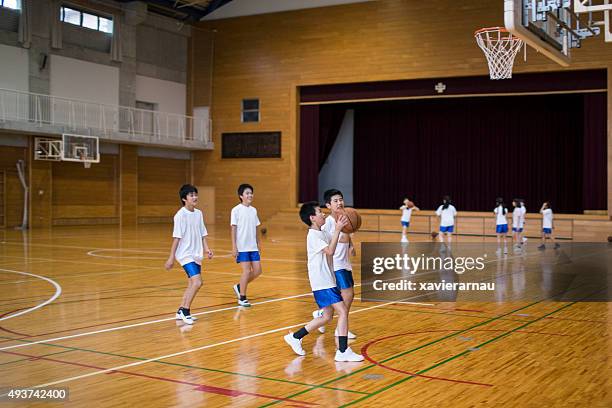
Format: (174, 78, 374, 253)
(312, 189, 357, 339)
(538, 201, 560, 250)
(400, 198, 420, 243)
(283, 202, 363, 362)
(435, 196, 457, 245)
(165, 184, 213, 325)
(231, 184, 262, 307)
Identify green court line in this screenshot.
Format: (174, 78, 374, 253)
(339, 300, 579, 407)
(257, 299, 546, 408)
(0, 349, 73, 366)
(0, 336, 367, 395)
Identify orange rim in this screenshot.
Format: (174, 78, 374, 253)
(474, 26, 510, 36)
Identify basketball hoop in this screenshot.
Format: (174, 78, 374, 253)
(83, 161, 91, 169)
(475, 27, 524, 80)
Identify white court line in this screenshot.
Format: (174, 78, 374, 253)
(0, 275, 432, 351)
(0, 246, 552, 348)
(0, 254, 309, 281)
(0, 269, 62, 321)
(25, 298, 406, 390)
(0, 291, 315, 351)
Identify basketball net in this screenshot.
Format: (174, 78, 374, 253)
(475, 27, 524, 80)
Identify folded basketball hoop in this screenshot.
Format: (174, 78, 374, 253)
(475, 27, 524, 80)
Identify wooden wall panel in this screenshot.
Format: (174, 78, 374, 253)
(191, 0, 612, 222)
(0, 146, 27, 227)
(52, 154, 118, 224)
(137, 156, 189, 223)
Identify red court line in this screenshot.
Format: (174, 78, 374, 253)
(0, 309, 31, 337)
(544, 316, 608, 324)
(1, 350, 318, 405)
(361, 328, 571, 387)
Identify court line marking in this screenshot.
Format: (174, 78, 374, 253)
(0, 245, 583, 348)
(341, 300, 584, 407)
(0, 269, 62, 321)
(0, 341, 367, 395)
(19, 298, 405, 390)
(260, 284, 603, 408)
(0, 350, 320, 406)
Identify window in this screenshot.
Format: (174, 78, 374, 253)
(0, 0, 20, 10)
(60, 6, 113, 34)
(241, 99, 260, 123)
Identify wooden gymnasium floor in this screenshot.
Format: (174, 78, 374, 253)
(0, 224, 609, 407)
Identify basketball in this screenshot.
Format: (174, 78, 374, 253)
(407, 200, 415, 209)
(339, 207, 362, 234)
(431, 231, 439, 240)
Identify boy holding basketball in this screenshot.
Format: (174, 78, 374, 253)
(165, 184, 214, 325)
(312, 189, 357, 339)
(231, 183, 262, 307)
(283, 201, 363, 362)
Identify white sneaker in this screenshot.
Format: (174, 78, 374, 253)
(284, 333, 306, 356)
(232, 284, 241, 300)
(312, 310, 325, 333)
(334, 347, 364, 362)
(400, 236, 408, 243)
(176, 309, 194, 325)
(522, 237, 528, 243)
(175, 312, 197, 321)
(238, 298, 251, 307)
(335, 329, 356, 339)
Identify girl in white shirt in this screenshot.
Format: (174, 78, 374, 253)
(435, 196, 457, 244)
(511, 199, 526, 248)
(494, 197, 509, 252)
(538, 201, 560, 250)
(399, 198, 420, 243)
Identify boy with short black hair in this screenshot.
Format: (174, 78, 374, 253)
(165, 184, 213, 325)
(312, 189, 357, 338)
(283, 202, 363, 362)
(231, 183, 262, 307)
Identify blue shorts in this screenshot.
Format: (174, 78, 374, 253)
(512, 227, 523, 232)
(440, 225, 454, 233)
(543, 228, 552, 234)
(182, 262, 201, 278)
(236, 251, 261, 263)
(313, 287, 343, 308)
(401, 221, 410, 227)
(334, 269, 354, 290)
(496, 224, 508, 234)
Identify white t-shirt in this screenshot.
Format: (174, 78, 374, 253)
(173, 207, 208, 266)
(436, 205, 457, 227)
(401, 207, 413, 222)
(542, 208, 553, 228)
(519, 206, 526, 228)
(230, 204, 261, 252)
(306, 229, 336, 291)
(321, 216, 351, 271)
(494, 206, 508, 225)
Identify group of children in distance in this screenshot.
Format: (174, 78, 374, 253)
(401, 196, 560, 251)
(165, 184, 363, 362)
